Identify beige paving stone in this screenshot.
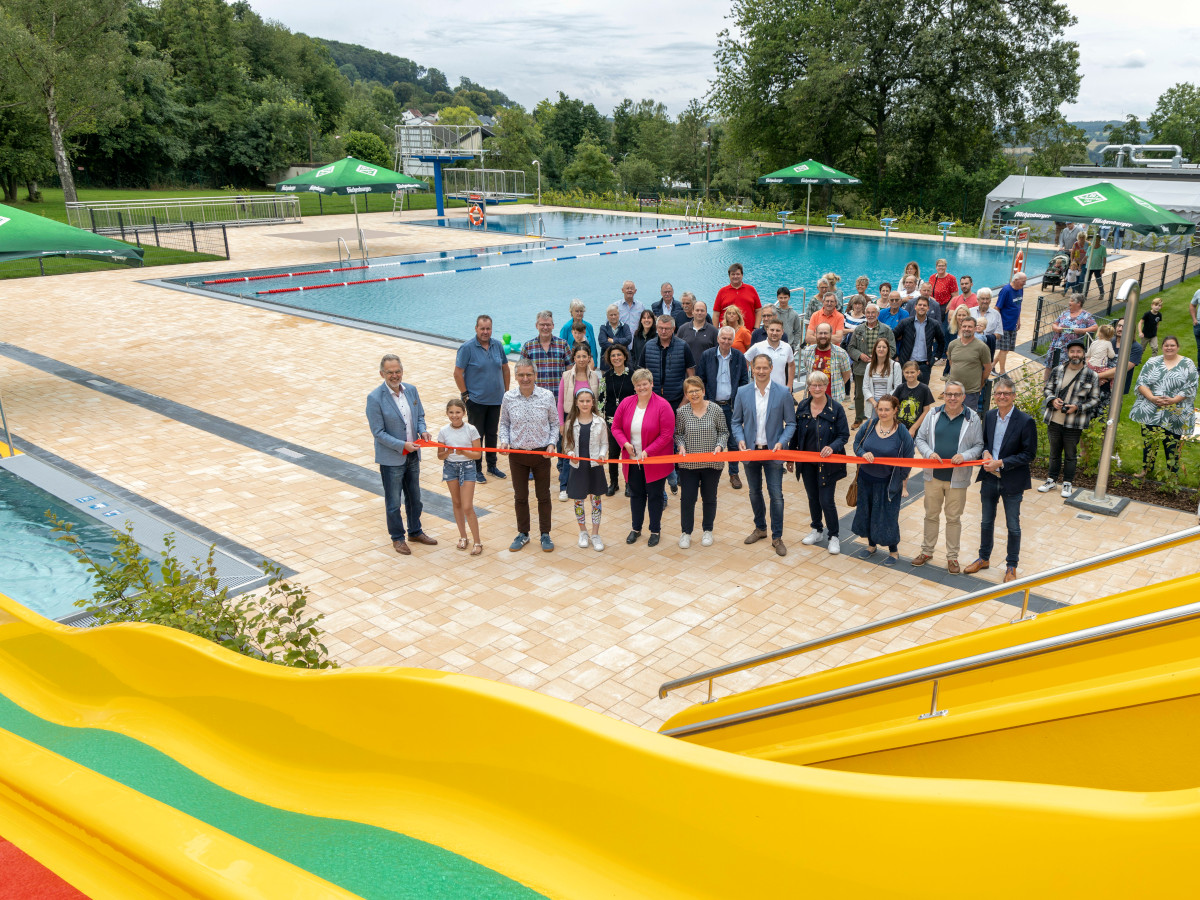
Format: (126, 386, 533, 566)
(2, 208, 1195, 732)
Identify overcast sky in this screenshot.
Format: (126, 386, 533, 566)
(254, 0, 1200, 122)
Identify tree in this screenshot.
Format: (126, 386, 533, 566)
(0, 0, 134, 203)
(671, 99, 709, 190)
(484, 104, 541, 181)
(436, 105, 482, 126)
(537, 92, 609, 163)
(1103, 114, 1143, 148)
(343, 130, 391, 167)
(617, 155, 660, 194)
(563, 131, 617, 191)
(1025, 114, 1089, 176)
(0, 99, 52, 202)
(713, 0, 1080, 211)
(1148, 83, 1200, 162)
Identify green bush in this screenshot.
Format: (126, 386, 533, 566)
(50, 515, 336, 669)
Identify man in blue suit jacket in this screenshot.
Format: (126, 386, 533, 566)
(699, 327, 751, 489)
(651, 282, 689, 327)
(366, 354, 438, 555)
(964, 375, 1037, 582)
(733, 355, 797, 556)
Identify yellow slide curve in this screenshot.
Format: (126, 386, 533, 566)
(1, 579, 1198, 899)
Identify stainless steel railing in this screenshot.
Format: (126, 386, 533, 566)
(660, 596, 1200, 737)
(0, 389, 14, 457)
(659, 526, 1200, 701)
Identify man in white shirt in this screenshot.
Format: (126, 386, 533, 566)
(745, 321, 796, 388)
(732, 355, 797, 557)
(617, 279, 643, 331)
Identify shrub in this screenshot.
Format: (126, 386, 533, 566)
(49, 515, 336, 669)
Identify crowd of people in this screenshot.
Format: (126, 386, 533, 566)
(369, 255, 1197, 582)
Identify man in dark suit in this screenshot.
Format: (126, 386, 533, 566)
(699, 326, 751, 489)
(964, 375, 1037, 582)
(733, 355, 797, 556)
(366, 354, 438, 555)
(894, 296, 945, 384)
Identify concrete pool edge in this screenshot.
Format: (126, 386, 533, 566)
(0, 443, 282, 624)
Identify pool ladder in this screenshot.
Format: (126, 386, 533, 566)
(338, 232, 370, 266)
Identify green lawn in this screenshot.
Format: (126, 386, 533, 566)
(4, 186, 459, 225)
(0, 244, 225, 280)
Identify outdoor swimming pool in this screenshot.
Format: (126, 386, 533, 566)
(0, 468, 120, 621)
(179, 212, 1051, 344)
(406, 210, 701, 240)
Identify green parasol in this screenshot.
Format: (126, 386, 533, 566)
(0, 203, 144, 265)
(999, 182, 1195, 236)
(276, 157, 428, 244)
(756, 160, 861, 227)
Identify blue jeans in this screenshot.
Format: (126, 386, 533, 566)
(716, 401, 738, 475)
(744, 460, 785, 539)
(380, 461, 423, 540)
(978, 477, 1022, 568)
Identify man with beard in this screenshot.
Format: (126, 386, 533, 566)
(797, 323, 853, 404)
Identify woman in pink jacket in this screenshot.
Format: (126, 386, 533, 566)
(611, 368, 676, 546)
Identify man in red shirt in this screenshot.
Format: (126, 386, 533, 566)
(713, 262, 762, 329)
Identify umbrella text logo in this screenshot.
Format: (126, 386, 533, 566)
(356, 165, 378, 176)
(1073, 191, 1107, 207)
(792, 164, 810, 172)
(315, 165, 335, 177)
(1133, 196, 1159, 211)
(0, 216, 8, 227)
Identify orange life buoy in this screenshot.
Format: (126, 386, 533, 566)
(468, 204, 484, 226)
(1012, 249, 1025, 274)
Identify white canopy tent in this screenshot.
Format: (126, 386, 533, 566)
(982, 175, 1200, 244)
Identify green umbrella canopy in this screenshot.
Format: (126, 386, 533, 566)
(757, 160, 862, 185)
(1000, 182, 1195, 236)
(275, 157, 428, 195)
(0, 203, 144, 265)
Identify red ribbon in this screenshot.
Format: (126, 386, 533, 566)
(411, 439, 983, 469)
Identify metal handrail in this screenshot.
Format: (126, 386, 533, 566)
(0, 389, 14, 457)
(660, 597, 1200, 738)
(358, 228, 369, 262)
(658, 526, 1200, 700)
(337, 236, 350, 266)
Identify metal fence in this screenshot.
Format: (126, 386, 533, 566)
(66, 195, 300, 232)
(1032, 248, 1200, 348)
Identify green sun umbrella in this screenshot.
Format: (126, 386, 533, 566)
(276, 156, 428, 245)
(999, 182, 1195, 236)
(757, 160, 862, 227)
(0, 203, 143, 265)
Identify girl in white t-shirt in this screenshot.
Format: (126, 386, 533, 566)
(437, 398, 483, 554)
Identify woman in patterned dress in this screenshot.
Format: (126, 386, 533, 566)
(1130, 336, 1198, 477)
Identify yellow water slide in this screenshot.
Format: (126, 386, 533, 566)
(1, 575, 1198, 899)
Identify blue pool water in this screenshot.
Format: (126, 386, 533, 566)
(0, 469, 121, 620)
(181, 212, 1050, 345)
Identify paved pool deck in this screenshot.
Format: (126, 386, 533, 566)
(1, 206, 1194, 729)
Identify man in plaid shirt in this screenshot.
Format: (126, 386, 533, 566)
(797, 323, 854, 404)
(1038, 339, 1102, 499)
(521, 310, 572, 396)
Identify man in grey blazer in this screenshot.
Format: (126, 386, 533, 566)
(366, 354, 438, 555)
(733, 355, 797, 556)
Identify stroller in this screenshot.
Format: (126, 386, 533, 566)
(1042, 254, 1068, 291)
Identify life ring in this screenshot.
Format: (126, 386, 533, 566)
(1012, 249, 1025, 274)
(468, 205, 484, 226)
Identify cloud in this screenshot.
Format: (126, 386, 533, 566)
(1106, 50, 1148, 69)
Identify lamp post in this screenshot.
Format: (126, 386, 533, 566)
(532, 159, 541, 206)
(701, 139, 711, 203)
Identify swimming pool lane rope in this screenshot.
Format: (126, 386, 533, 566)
(253, 228, 806, 296)
(210, 222, 759, 286)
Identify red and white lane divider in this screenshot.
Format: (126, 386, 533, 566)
(574, 223, 757, 239)
(254, 229, 805, 296)
(203, 265, 368, 285)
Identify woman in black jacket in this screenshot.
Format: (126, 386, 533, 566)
(630, 308, 657, 369)
(601, 343, 636, 495)
(787, 370, 850, 554)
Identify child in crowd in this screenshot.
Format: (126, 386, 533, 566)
(1064, 260, 1081, 295)
(1087, 324, 1116, 373)
(570, 322, 588, 352)
(1140, 297, 1163, 355)
(563, 387, 608, 551)
(893, 360, 934, 497)
(437, 399, 483, 555)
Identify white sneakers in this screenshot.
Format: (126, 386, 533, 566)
(679, 533, 691, 549)
(578, 532, 590, 549)
(1061, 482, 1073, 498)
(701, 531, 714, 547)
(591, 534, 605, 552)
(828, 536, 841, 555)
(801, 528, 826, 546)
(1037, 478, 1057, 493)
(559, 490, 569, 502)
